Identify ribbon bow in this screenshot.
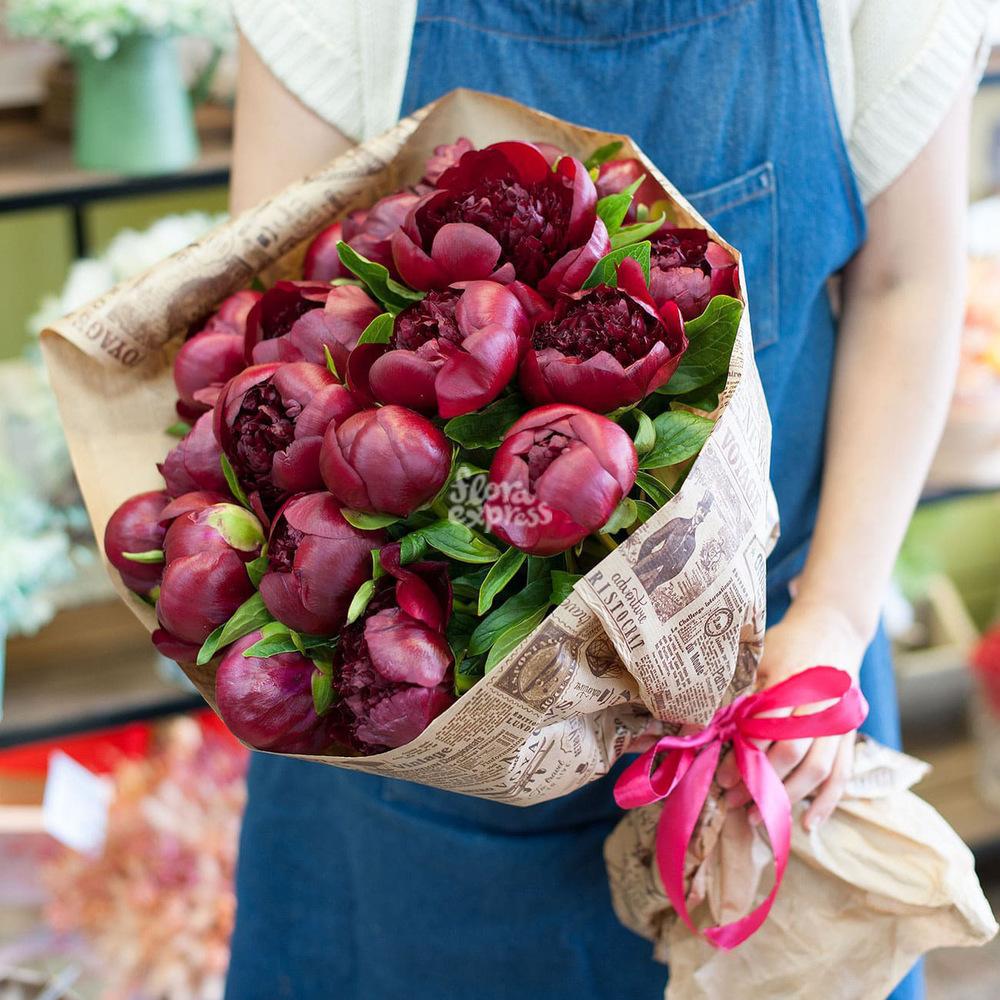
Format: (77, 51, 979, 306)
(614, 666, 868, 951)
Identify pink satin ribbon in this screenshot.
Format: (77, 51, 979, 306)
(614, 666, 869, 951)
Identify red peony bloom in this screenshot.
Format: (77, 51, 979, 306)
(334, 543, 455, 752)
(304, 190, 422, 283)
(159, 411, 229, 498)
(103, 489, 172, 597)
(391, 141, 609, 296)
(319, 405, 451, 518)
(648, 227, 737, 320)
(156, 502, 265, 645)
(216, 630, 351, 753)
(423, 137, 476, 184)
(520, 257, 687, 413)
(484, 404, 638, 556)
(245, 281, 381, 375)
(258, 492, 385, 635)
(191, 289, 262, 339)
(214, 362, 362, 521)
(173, 328, 247, 424)
(348, 280, 529, 418)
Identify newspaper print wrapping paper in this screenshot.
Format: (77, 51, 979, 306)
(40, 89, 777, 804)
(605, 739, 998, 1000)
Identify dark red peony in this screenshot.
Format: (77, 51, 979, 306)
(216, 630, 351, 753)
(245, 281, 381, 374)
(348, 280, 530, 418)
(594, 158, 666, 224)
(484, 404, 638, 556)
(103, 489, 172, 597)
(158, 411, 229, 498)
(520, 257, 687, 412)
(258, 492, 385, 636)
(391, 141, 609, 296)
(156, 501, 265, 645)
(333, 543, 455, 752)
(214, 362, 362, 521)
(648, 227, 737, 320)
(319, 405, 451, 518)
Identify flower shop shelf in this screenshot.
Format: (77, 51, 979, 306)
(0, 600, 203, 749)
(0, 105, 231, 257)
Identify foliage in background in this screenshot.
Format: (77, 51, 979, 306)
(0, 212, 221, 637)
(5, 0, 233, 58)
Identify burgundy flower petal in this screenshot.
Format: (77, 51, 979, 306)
(173, 330, 246, 417)
(303, 221, 348, 282)
(365, 607, 453, 687)
(354, 686, 454, 750)
(159, 411, 228, 497)
(366, 349, 440, 416)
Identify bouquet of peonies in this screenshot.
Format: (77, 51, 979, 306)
(98, 135, 748, 758)
(41, 90, 773, 803)
(41, 94, 996, 990)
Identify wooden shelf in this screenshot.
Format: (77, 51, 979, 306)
(0, 105, 231, 213)
(0, 600, 202, 749)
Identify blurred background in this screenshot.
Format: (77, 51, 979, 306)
(1, 3, 1000, 999)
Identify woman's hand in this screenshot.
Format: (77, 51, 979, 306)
(716, 597, 867, 831)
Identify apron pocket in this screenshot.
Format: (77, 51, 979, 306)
(686, 161, 778, 352)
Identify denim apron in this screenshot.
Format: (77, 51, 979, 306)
(226, 3, 922, 998)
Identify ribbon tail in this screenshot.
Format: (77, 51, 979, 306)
(655, 742, 722, 939)
(703, 740, 792, 951)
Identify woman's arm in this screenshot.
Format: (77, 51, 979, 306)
(230, 32, 355, 215)
(720, 65, 976, 827)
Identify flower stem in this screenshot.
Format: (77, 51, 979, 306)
(594, 532, 618, 553)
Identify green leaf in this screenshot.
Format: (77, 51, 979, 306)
(635, 471, 675, 508)
(485, 609, 547, 672)
(662, 295, 742, 395)
(165, 421, 191, 438)
(455, 655, 485, 695)
(478, 547, 527, 615)
(121, 549, 164, 564)
(662, 373, 727, 413)
(443, 395, 526, 449)
(633, 500, 658, 524)
(583, 140, 624, 171)
(609, 212, 667, 252)
(356, 311, 394, 346)
(197, 592, 273, 666)
(469, 577, 552, 656)
(312, 669, 335, 716)
(323, 344, 339, 378)
(582, 241, 651, 289)
(330, 277, 365, 288)
(594, 176, 643, 238)
(260, 621, 291, 640)
(341, 508, 399, 530)
(526, 556, 549, 583)
(372, 549, 386, 579)
(640, 411, 715, 470)
(450, 566, 491, 599)
(243, 634, 299, 658)
(336, 242, 425, 314)
(220, 453, 252, 510)
(632, 409, 656, 458)
(399, 532, 428, 565)
(550, 570, 581, 605)
(346, 579, 376, 624)
(246, 550, 269, 587)
(403, 520, 501, 565)
(600, 497, 638, 534)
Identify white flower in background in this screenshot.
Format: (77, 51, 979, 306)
(4, 211, 222, 637)
(4, 0, 234, 58)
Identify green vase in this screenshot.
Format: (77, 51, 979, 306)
(73, 34, 199, 175)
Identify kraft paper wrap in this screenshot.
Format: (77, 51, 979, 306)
(40, 90, 777, 803)
(605, 739, 998, 999)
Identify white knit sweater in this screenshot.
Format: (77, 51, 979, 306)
(231, 0, 994, 204)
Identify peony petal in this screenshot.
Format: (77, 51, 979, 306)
(436, 324, 519, 418)
(431, 224, 503, 283)
(365, 608, 453, 687)
(271, 437, 325, 494)
(556, 154, 599, 242)
(391, 227, 449, 291)
(354, 686, 454, 750)
(531, 350, 641, 413)
(539, 217, 610, 297)
(535, 443, 623, 532)
(367, 350, 440, 415)
(454, 281, 530, 338)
